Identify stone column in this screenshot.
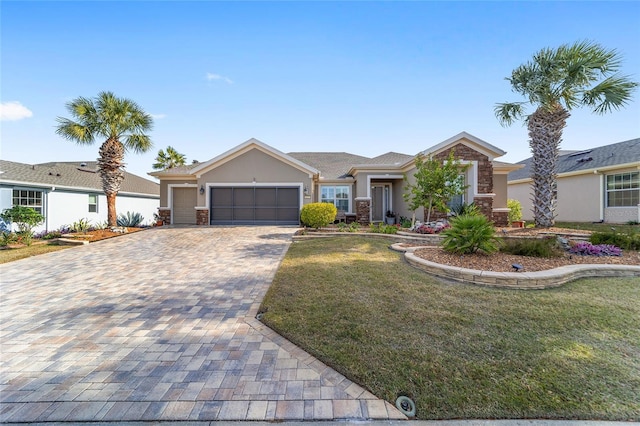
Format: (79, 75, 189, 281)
(355, 198, 371, 225)
(195, 208, 209, 226)
(158, 208, 171, 225)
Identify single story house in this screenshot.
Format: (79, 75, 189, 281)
(507, 137, 640, 224)
(150, 132, 521, 226)
(0, 160, 160, 232)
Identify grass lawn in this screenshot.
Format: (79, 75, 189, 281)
(0, 242, 69, 264)
(554, 221, 639, 234)
(260, 236, 640, 420)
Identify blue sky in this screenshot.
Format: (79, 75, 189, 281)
(2, 1, 639, 180)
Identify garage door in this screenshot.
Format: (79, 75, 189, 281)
(210, 187, 300, 225)
(172, 187, 197, 224)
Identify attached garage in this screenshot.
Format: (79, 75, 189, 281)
(172, 187, 197, 224)
(210, 186, 300, 225)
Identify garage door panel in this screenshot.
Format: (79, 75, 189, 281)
(210, 186, 299, 225)
(173, 187, 197, 224)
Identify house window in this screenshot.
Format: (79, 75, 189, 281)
(321, 186, 350, 212)
(88, 194, 98, 213)
(606, 172, 639, 207)
(12, 189, 43, 214)
(446, 174, 466, 211)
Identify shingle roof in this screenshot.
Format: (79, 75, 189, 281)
(287, 152, 371, 179)
(0, 160, 159, 196)
(508, 138, 640, 181)
(369, 152, 414, 165)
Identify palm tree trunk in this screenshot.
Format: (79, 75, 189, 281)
(528, 105, 569, 228)
(97, 137, 125, 227)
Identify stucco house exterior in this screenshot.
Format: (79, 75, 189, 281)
(507, 138, 640, 224)
(150, 132, 521, 227)
(0, 160, 160, 232)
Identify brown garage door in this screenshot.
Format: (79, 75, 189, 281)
(210, 187, 299, 225)
(172, 187, 197, 224)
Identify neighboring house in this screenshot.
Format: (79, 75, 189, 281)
(507, 138, 640, 224)
(0, 160, 160, 232)
(150, 132, 521, 226)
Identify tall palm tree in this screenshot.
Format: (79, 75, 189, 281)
(152, 146, 186, 170)
(56, 91, 153, 226)
(495, 41, 637, 228)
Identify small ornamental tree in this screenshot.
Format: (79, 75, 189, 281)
(403, 149, 470, 225)
(0, 205, 45, 246)
(300, 203, 337, 229)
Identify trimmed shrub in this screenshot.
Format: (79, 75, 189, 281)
(300, 203, 337, 229)
(117, 211, 145, 227)
(507, 199, 522, 224)
(441, 214, 499, 254)
(369, 223, 398, 234)
(590, 231, 640, 250)
(500, 237, 563, 258)
(0, 206, 45, 246)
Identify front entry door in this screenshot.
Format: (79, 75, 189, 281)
(371, 184, 390, 222)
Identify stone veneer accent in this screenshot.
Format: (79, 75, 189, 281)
(355, 198, 371, 225)
(196, 208, 209, 225)
(158, 208, 171, 225)
(492, 210, 509, 227)
(427, 143, 495, 222)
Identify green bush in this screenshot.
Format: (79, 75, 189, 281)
(500, 237, 563, 258)
(590, 231, 640, 250)
(117, 211, 145, 227)
(71, 218, 92, 233)
(450, 202, 481, 217)
(300, 203, 337, 229)
(441, 214, 499, 254)
(0, 206, 45, 246)
(369, 223, 398, 234)
(507, 199, 523, 224)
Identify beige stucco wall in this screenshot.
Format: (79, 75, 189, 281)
(509, 173, 602, 222)
(197, 149, 313, 207)
(159, 179, 196, 206)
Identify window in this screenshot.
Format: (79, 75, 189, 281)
(446, 174, 466, 211)
(88, 194, 98, 213)
(12, 189, 43, 214)
(606, 172, 639, 207)
(321, 186, 350, 212)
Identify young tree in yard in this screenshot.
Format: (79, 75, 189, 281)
(404, 150, 469, 225)
(152, 146, 187, 170)
(0, 205, 44, 246)
(496, 40, 638, 228)
(56, 92, 154, 226)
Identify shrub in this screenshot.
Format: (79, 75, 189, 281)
(0, 206, 45, 246)
(399, 216, 412, 228)
(369, 223, 398, 234)
(348, 222, 360, 232)
(570, 242, 622, 256)
(450, 202, 481, 217)
(590, 231, 640, 250)
(71, 218, 92, 233)
(500, 237, 563, 258)
(507, 199, 523, 224)
(300, 203, 337, 229)
(117, 211, 145, 227)
(441, 214, 499, 254)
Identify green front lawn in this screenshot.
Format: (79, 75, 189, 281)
(555, 221, 639, 233)
(0, 242, 70, 264)
(260, 236, 640, 420)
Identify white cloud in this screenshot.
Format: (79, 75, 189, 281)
(0, 101, 33, 121)
(206, 72, 233, 84)
(150, 113, 167, 119)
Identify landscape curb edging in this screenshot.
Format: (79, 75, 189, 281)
(393, 244, 640, 289)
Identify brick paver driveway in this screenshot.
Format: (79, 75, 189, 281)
(0, 226, 403, 422)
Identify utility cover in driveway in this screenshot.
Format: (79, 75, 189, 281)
(210, 186, 300, 225)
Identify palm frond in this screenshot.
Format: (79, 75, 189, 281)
(54, 118, 95, 144)
(124, 134, 153, 153)
(582, 74, 639, 114)
(494, 102, 525, 127)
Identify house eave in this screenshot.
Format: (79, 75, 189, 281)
(508, 161, 640, 184)
(0, 179, 159, 197)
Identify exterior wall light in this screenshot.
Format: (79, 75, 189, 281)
(199, 185, 205, 195)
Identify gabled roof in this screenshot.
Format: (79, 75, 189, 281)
(163, 138, 319, 178)
(0, 160, 159, 196)
(508, 138, 640, 181)
(420, 131, 507, 160)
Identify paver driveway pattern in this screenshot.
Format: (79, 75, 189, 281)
(0, 226, 404, 422)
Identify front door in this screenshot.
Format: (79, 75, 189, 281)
(370, 184, 390, 222)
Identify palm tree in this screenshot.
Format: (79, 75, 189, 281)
(495, 41, 637, 228)
(153, 146, 186, 170)
(56, 91, 153, 226)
